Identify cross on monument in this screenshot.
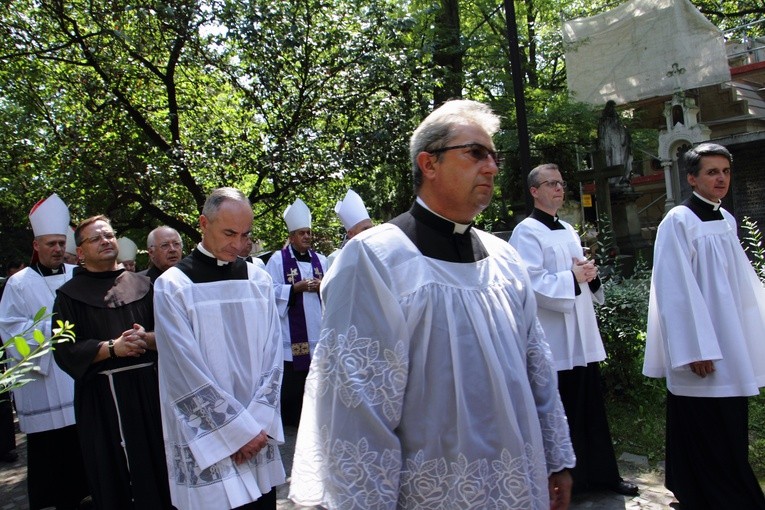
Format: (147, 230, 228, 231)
(666, 62, 686, 92)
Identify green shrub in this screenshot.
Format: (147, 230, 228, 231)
(595, 261, 651, 396)
(741, 216, 765, 283)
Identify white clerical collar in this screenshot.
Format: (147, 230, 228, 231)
(197, 242, 230, 266)
(416, 197, 471, 234)
(693, 191, 722, 211)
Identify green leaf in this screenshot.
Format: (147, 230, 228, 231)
(12, 336, 30, 358)
(33, 307, 47, 323)
(33, 329, 46, 345)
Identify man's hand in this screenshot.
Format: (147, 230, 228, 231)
(231, 430, 269, 465)
(131, 323, 157, 350)
(114, 325, 148, 357)
(572, 258, 598, 283)
(295, 278, 321, 293)
(549, 469, 572, 510)
(690, 360, 715, 378)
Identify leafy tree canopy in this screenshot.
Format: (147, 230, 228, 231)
(0, 0, 760, 256)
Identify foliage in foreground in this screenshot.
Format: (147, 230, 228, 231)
(1, 307, 75, 395)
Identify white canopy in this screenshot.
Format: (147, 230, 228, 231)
(563, 0, 731, 105)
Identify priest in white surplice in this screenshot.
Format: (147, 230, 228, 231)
(0, 193, 89, 510)
(510, 163, 637, 497)
(265, 198, 327, 427)
(644, 143, 765, 509)
(154, 188, 285, 510)
(290, 100, 575, 510)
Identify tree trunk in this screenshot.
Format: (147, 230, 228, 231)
(433, 0, 463, 105)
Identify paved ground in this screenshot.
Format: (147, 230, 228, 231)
(1, 421, 677, 509)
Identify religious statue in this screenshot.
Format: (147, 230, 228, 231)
(597, 100, 632, 173)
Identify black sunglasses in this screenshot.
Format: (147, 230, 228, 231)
(429, 143, 501, 165)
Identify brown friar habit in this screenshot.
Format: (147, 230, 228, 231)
(53, 267, 173, 510)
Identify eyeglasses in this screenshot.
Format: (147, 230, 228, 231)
(154, 241, 182, 251)
(429, 143, 501, 166)
(79, 231, 116, 246)
(536, 180, 567, 189)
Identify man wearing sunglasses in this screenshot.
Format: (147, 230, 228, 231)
(291, 100, 574, 510)
(510, 163, 638, 497)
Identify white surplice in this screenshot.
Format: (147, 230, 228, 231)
(509, 218, 606, 370)
(643, 206, 765, 397)
(0, 265, 76, 433)
(290, 224, 575, 510)
(154, 261, 285, 510)
(264, 246, 327, 361)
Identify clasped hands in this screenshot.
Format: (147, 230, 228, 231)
(113, 323, 149, 357)
(295, 277, 321, 293)
(572, 257, 598, 284)
(231, 430, 269, 465)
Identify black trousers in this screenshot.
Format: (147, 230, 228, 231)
(232, 488, 276, 510)
(557, 362, 621, 491)
(281, 361, 308, 427)
(0, 352, 16, 455)
(27, 424, 90, 510)
(666, 391, 765, 510)
(0, 389, 14, 455)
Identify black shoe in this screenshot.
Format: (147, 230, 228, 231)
(611, 479, 639, 496)
(0, 451, 18, 463)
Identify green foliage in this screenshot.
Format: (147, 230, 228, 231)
(749, 393, 765, 477)
(0, 0, 762, 255)
(606, 383, 666, 464)
(1, 307, 75, 395)
(740, 216, 765, 283)
(594, 213, 620, 279)
(595, 259, 651, 395)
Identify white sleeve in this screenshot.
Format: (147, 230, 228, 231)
(515, 263, 576, 474)
(290, 240, 408, 509)
(510, 224, 576, 313)
(650, 214, 723, 369)
(0, 277, 53, 375)
(265, 252, 291, 317)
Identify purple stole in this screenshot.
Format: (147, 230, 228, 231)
(281, 246, 324, 371)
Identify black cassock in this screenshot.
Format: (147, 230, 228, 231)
(53, 267, 173, 510)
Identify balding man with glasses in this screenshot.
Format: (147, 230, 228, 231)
(510, 163, 638, 497)
(140, 226, 184, 282)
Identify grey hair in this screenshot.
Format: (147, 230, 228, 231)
(201, 187, 250, 220)
(528, 163, 560, 188)
(409, 100, 501, 192)
(146, 225, 182, 249)
(681, 143, 732, 176)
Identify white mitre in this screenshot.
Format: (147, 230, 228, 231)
(117, 237, 138, 262)
(29, 193, 70, 237)
(65, 228, 76, 254)
(283, 198, 312, 232)
(335, 189, 370, 231)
